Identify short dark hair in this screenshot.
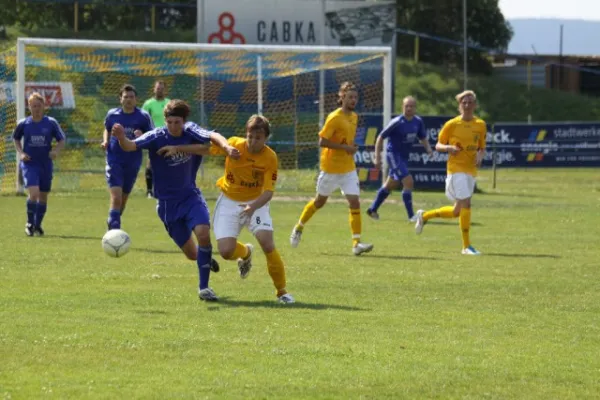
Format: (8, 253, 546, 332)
(120, 84, 137, 97)
(246, 114, 271, 137)
(163, 99, 190, 121)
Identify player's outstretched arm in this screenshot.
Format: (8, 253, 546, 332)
(112, 124, 137, 152)
(157, 144, 210, 157)
(210, 132, 240, 159)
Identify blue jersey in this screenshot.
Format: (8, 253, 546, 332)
(105, 107, 153, 165)
(134, 122, 211, 200)
(12, 116, 66, 163)
(380, 115, 427, 159)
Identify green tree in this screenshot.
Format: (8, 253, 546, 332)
(396, 0, 513, 74)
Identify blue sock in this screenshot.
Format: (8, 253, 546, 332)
(197, 246, 212, 290)
(370, 187, 390, 212)
(402, 190, 414, 218)
(36, 202, 47, 228)
(108, 209, 121, 230)
(26, 200, 36, 225)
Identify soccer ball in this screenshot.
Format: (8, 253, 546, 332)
(102, 229, 131, 258)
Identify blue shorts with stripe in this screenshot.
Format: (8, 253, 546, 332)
(157, 188, 211, 248)
(386, 153, 410, 181)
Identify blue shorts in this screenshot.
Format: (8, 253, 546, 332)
(105, 160, 142, 194)
(157, 189, 211, 248)
(387, 154, 410, 181)
(21, 160, 53, 192)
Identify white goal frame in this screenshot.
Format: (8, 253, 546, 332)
(16, 37, 393, 191)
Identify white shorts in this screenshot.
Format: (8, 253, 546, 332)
(213, 194, 273, 240)
(316, 170, 360, 197)
(445, 173, 476, 202)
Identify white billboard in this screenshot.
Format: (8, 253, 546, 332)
(201, 0, 396, 47)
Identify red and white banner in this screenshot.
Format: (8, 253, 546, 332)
(202, 0, 396, 47)
(0, 82, 76, 109)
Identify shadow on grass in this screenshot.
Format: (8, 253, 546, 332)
(321, 253, 442, 261)
(137, 248, 181, 255)
(211, 297, 369, 311)
(45, 234, 98, 241)
(425, 220, 483, 226)
(485, 252, 561, 259)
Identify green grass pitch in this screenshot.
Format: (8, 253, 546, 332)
(1, 168, 599, 399)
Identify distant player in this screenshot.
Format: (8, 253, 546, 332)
(290, 82, 373, 256)
(142, 80, 170, 198)
(102, 84, 154, 230)
(12, 92, 66, 236)
(210, 115, 295, 304)
(112, 99, 238, 301)
(367, 96, 433, 221)
(414, 90, 486, 255)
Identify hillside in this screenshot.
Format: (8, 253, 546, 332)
(395, 59, 600, 122)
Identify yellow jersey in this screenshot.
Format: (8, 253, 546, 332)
(211, 137, 278, 202)
(438, 115, 487, 176)
(318, 108, 358, 174)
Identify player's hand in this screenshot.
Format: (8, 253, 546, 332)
(111, 124, 125, 140)
(49, 150, 58, 160)
(238, 204, 255, 225)
(19, 152, 31, 161)
(225, 145, 241, 160)
(344, 144, 358, 155)
(374, 157, 382, 169)
(447, 145, 461, 155)
(101, 141, 108, 151)
(157, 145, 178, 157)
(476, 151, 484, 167)
(134, 129, 143, 138)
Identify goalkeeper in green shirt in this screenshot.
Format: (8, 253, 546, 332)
(141, 80, 170, 198)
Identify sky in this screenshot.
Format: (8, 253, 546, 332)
(499, 0, 600, 21)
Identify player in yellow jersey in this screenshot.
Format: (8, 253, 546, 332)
(414, 90, 486, 255)
(210, 115, 294, 304)
(290, 82, 373, 256)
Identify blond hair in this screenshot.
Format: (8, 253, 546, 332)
(28, 92, 45, 105)
(455, 90, 477, 103)
(337, 81, 357, 105)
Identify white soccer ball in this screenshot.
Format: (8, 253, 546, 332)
(102, 229, 131, 258)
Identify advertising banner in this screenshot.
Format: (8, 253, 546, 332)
(0, 82, 76, 109)
(492, 123, 600, 167)
(202, 0, 396, 47)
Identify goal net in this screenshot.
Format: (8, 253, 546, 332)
(1, 38, 391, 196)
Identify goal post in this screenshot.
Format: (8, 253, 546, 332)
(9, 37, 392, 195)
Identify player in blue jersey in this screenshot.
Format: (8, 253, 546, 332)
(367, 96, 433, 222)
(111, 99, 239, 302)
(12, 92, 66, 236)
(101, 84, 154, 230)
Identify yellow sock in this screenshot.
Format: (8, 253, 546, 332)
(423, 205, 455, 221)
(459, 208, 471, 249)
(265, 249, 287, 297)
(349, 208, 361, 247)
(295, 200, 318, 232)
(226, 241, 249, 260)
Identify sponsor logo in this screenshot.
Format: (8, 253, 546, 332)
(208, 12, 246, 44)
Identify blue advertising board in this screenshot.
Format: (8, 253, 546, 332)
(354, 116, 600, 190)
(491, 122, 600, 167)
